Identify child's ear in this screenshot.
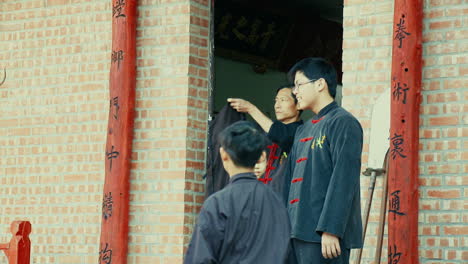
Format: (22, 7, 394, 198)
(220, 147, 229, 161)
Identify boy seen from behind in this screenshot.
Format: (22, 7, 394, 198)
(184, 121, 291, 264)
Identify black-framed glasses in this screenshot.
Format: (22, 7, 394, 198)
(293, 79, 319, 92)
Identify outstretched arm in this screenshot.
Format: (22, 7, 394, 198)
(227, 98, 273, 132)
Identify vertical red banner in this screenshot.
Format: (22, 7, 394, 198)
(389, 0, 423, 263)
(99, 1, 137, 263)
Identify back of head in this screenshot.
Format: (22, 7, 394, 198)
(218, 121, 269, 168)
(287, 57, 338, 98)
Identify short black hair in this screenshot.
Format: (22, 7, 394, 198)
(218, 121, 269, 168)
(287, 57, 338, 98)
(276, 84, 303, 116)
(276, 84, 297, 103)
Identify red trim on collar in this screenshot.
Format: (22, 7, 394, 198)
(300, 137, 314, 142)
(311, 116, 325, 124)
(296, 157, 308, 163)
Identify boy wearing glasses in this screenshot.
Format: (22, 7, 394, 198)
(286, 58, 363, 264)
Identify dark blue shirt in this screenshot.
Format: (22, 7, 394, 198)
(287, 102, 364, 248)
(185, 173, 291, 263)
(268, 120, 304, 153)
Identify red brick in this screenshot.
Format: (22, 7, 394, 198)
(443, 79, 467, 89)
(430, 20, 453, 30)
(425, 9, 445, 18)
(430, 0, 462, 6)
(460, 66, 468, 76)
(358, 28, 373, 36)
(421, 249, 443, 259)
(342, 39, 365, 49)
(423, 80, 441, 91)
(444, 226, 468, 235)
(429, 116, 459, 126)
(426, 43, 458, 55)
(427, 92, 459, 103)
(369, 14, 393, 25)
(446, 7, 468, 16)
(446, 30, 468, 41)
(420, 200, 441, 210)
(421, 105, 440, 114)
(420, 153, 442, 163)
(46, 0, 71, 5)
(443, 103, 464, 114)
(427, 189, 461, 198)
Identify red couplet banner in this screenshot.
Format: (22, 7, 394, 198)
(99, 1, 137, 263)
(388, 0, 423, 263)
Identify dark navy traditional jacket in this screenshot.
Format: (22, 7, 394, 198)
(287, 102, 363, 249)
(185, 173, 291, 264)
(259, 120, 303, 196)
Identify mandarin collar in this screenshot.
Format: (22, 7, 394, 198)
(316, 101, 338, 119)
(229, 172, 257, 184)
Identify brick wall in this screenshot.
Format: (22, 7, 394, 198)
(129, 0, 209, 262)
(1, 0, 111, 263)
(0, 0, 209, 263)
(342, 0, 467, 263)
(419, 0, 467, 262)
(1, 0, 465, 263)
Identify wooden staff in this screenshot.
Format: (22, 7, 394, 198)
(355, 150, 388, 264)
(375, 151, 390, 263)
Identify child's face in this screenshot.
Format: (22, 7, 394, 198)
(254, 158, 267, 178)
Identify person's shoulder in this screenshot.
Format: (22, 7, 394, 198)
(230, 179, 269, 194)
(215, 181, 262, 205)
(290, 120, 304, 125)
(287, 120, 304, 129)
(203, 187, 229, 208)
(247, 180, 285, 201)
(326, 108, 362, 135)
(207, 181, 245, 202)
(330, 107, 359, 123)
(294, 121, 306, 132)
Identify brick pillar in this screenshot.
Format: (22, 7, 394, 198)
(418, 0, 467, 262)
(128, 0, 210, 262)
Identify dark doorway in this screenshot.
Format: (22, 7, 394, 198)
(211, 0, 344, 120)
